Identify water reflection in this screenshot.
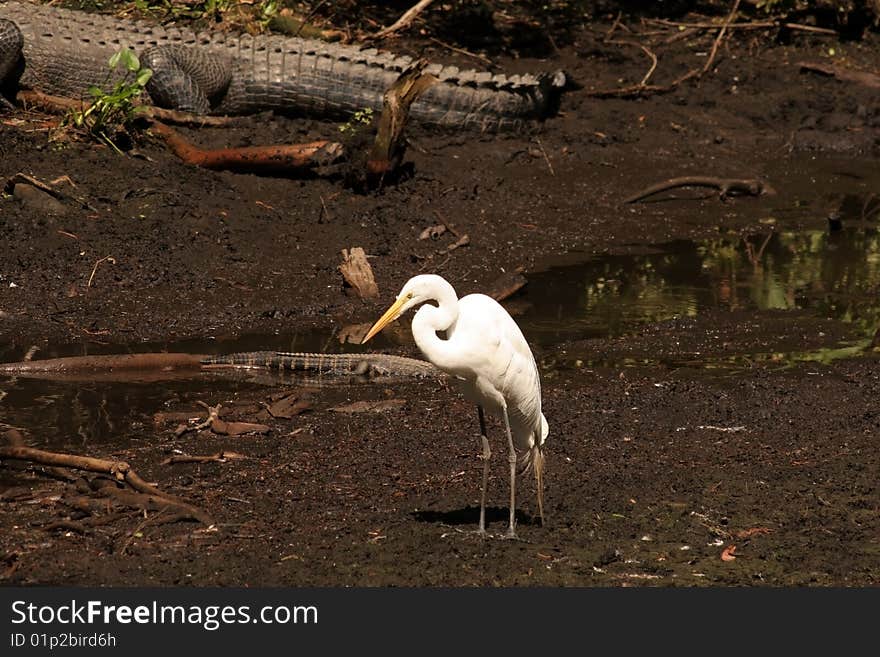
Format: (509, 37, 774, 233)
(519, 227, 880, 346)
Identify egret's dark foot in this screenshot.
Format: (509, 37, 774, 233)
(0, 94, 16, 112)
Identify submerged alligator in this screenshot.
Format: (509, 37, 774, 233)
(200, 351, 440, 378)
(0, 350, 441, 379)
(0, 1, 567, 130)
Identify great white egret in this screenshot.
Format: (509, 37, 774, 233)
(362, 274, 548, 538)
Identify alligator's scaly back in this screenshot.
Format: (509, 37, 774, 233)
(0, 1, 567, 129)
(201, 351, 441, 378)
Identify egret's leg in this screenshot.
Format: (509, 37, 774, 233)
(477, 406, 491, 535)
(501, 407, 518, 539)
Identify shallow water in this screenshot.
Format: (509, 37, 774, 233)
(2, 160, 879, 444)
(519, 225, 880, 348)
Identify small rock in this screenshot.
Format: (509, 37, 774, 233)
(13, 183, 67, 216)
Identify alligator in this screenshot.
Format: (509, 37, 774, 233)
(201, 351, 441, 378)
(0, 1, 567, 130)
(0, 350, 441, 379)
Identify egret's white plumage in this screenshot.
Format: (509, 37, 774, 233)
(363, 274, 548, 538)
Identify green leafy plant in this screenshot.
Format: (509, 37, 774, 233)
(338, 107, 375, 135)
(258, 0, 279, 29)
(67, 48, 153, 152)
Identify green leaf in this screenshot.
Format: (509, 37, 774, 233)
(136, 68, 153, 87)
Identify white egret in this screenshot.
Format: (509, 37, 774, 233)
(362, 274, 548, 538)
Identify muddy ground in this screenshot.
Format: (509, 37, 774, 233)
(0, 2, 878, 586)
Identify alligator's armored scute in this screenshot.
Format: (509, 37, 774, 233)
(0, 1, 568, 130)
(201, 351, 441, 378)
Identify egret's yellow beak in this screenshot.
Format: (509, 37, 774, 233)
(362, 296, 408, 344)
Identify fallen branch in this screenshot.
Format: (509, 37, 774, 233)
(175, 402, 270, 437)
(0, 445, 212, 524)
(624, 176, 772, 204)
(148, 121, 345, 173)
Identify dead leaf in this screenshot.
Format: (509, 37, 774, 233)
(720, 545, 737, 562)
(211, 419, 271, 436)
(330, 399, 406, 414)
(267, 393, 312, 419)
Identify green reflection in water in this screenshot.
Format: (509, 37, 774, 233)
(521, 226, 880, 358)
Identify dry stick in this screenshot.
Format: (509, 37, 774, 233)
(646, 17, 838, 35)
(371, 0, 435, 39)
(18, 89, 231, 127)
(624, 176, 770, 204)
(432, 210, 461, 238)
(701, 0, 741, 77)
(589, 0, 739, 99)
(161, 451, 247, 466)
(428, 36, 493, 66)
(293, 0, 330, 38)
(87, 255, 115, 288)
(0, 445, 212, 524)
(533, 137, 555, 176)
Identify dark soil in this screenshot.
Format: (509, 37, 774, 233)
(0, 1, 878, 586)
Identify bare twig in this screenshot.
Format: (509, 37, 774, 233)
(428, 37, 493, 66)
(645, 17, 837, 35)
(432, 210, 461, 238)
(161, 451, 247, 466)
(588, 0, 739, 99)
(87, 255, 116, 288)
(533, 137, 555, 176)
(371, 0, 435, 40)
(701, 0, 741, 77)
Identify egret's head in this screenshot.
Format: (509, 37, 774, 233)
(361, 275, 452, 344)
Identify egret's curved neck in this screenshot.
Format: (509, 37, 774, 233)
(411, 282, 460, 372)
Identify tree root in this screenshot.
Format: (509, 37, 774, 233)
(0, 445, 213, 525)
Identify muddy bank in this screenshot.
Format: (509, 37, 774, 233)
(1, 2, 879, 586)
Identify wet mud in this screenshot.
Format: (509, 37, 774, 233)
(0, 2, 878, 586)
